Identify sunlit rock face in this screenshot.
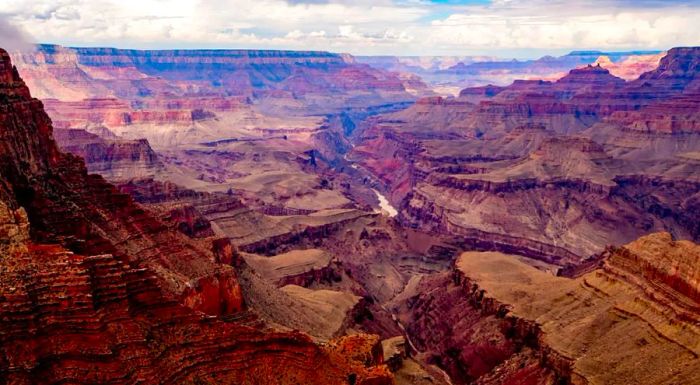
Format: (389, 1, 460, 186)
(13, 44, 423, 105)
(0, 48, 394, 385)
(391, 232, 700, 385)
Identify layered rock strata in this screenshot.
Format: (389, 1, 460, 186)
(53, 128, 163, 180)
(394, 233, 700, 385)
(0, 48, 393, 384)
(352, 48, 700, 262)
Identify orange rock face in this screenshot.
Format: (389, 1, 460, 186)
(394, 232, 700, 385)
(609, 232, 700, 306)
(0, 48, 393, 384)
(593, 52, 664, 80)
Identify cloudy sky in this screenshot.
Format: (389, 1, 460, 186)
(1, 0, 699, 57)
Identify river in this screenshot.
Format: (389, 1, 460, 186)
(372, 189, 398, 217)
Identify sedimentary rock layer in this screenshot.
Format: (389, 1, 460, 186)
(455, 234, 700, 384)
(394, 232, 700, 384)
(353, 48, 700, 262)
(0, 48, 393, 384)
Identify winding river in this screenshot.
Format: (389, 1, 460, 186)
(372, 189, 398, 217)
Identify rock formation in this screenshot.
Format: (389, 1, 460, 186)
(0, 48, 393, 384)
(352, 47, 700, 263)
(243, 248, 340, 287)
(593, 52, 664, 80)
(53, 128, 163, 180)
(358, 50, 661, 95)
(6, 38, 700, 385)
(393, 232, 700, 384)
(9, 45, 426, 202)
(14, 44, 423, 108)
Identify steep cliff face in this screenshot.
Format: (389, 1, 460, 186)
(0, 48, 393, 384)
(627, 47, 700, 97)
(609, 232, 700, 306)
(459, 234, 700, 385)
(395, 233, 700, 385)
(53, 128, 163, 180)
(0, 62, 238, 308)
(0, 236, 389, 384)
(14, 44, 423, 104)
(401, 135, 700, 260)
(390, 272, 558, 385)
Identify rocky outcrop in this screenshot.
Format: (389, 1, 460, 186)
(607, 232, 700, 307)
(0, 237, 390, 384)
(395, 233, 700, 385)
(399, 132, 700, 261)
(626, 47, 700, 98)
(0, 48, 393, 384)
(555, 64, 625, 89)
(234, 210, 375, 255)
(116, 178, 210, 203)
(390, 271, 559, 385)
(53, 128, 163, 180)
(157, 203, 217, 238)
(382, 336, 409, 372)
(279, 285, 365, 340)
(459, 85, 505, 99)
(243, 248, 341, 287)
(449, 238, 700, 385)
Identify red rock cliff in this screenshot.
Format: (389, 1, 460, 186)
(0, 48, 393, 384)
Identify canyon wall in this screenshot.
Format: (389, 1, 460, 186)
(0, 48, 393, 385)
(352, 47, 700, 263)
(14, 44, 423, 104)
(394, 233, 700, 384)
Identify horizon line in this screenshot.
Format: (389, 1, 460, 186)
(22, 42, 671, 61)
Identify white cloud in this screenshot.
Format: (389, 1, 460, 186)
(0, 17, 34, 51)
(0, 0, 698, 56)
(427, 1, 700, 52)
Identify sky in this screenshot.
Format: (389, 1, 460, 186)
(0, 0, 699, 57)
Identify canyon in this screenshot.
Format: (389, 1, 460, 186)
(0, 48, 394, 385)
(2, 41, 700, 385)
(393, 232, 700, 384)
(358, 50, 664, 96)
(352, 47, 700, 263)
